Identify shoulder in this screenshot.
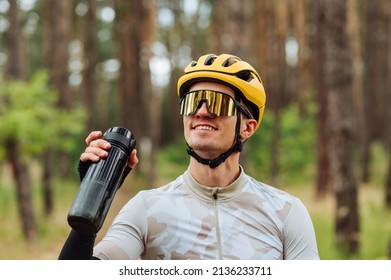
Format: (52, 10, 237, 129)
(114, 174, 186, 219)
(139, 174, 185, 196)
(126, 174, 187, 206)
(245, 175, 297, 205)
(245, 177, 318, 259)
(243, 175, 312, 225)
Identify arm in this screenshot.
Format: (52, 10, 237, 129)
(283, 198, 320, 260)
(58, 230, 98, 260)
(93, 193, 147, 260)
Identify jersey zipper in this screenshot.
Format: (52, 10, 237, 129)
(212, 187, 223, 259)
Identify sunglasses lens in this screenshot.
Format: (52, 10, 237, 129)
(180, 90, 237, 116)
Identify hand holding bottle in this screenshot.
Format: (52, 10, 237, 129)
(80, 130, 138, 169)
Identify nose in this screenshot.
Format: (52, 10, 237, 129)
(194, 100, 212, 116)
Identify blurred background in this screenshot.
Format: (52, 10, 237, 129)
(0, 0, 390, 260)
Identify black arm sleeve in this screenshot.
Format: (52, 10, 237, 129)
(77, 160, 92, 182)
(58, 229, 98, 260)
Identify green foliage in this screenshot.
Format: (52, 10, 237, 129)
(245, 109, 273, 178)
(0, 71, 86, 161)
(159, 137, 188, 165)
(246, 103, 317, 184)
(279, 103, 317, 182)
(156, 136, 189, 183)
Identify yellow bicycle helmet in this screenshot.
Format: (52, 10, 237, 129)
(177, 53, 266, 128)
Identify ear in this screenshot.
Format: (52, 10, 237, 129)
(240, 118, 257, 141)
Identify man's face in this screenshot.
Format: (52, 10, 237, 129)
(183, 82, 238, 160)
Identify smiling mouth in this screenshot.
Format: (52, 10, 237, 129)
(194, 125, 216, 131)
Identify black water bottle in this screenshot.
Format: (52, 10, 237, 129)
(67, 127, 136, 234)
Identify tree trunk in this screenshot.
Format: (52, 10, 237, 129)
(253, 0, 291, 183)
(4, 0, 22, 79)
(42, 0, 72, 108)
(114, 0, 144, 139)
(386, 154, 391, 208)
(314, 0, 331, 197)
(209, 0, 252, 58)
(53, 0, 73, 109)
(347, 0, 365, 163)
(386, 93, 391, 209)
(385, 0, 391, 209)
(294, 0, 313, 117)
(139, 0, 157, 187)
(362, 0, 390, 183)
(6, 139, 37, 240)
(82, 0, 98, 132)
(158, 0, 185, 146)
(270, 109, 281, 183)
(323, 0, 360, 254)
(42, 151, 53, 216)
(270, 0, 290, 183)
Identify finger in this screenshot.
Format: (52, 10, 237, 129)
(80, 145, 109, 163)
(89, 138, 111, 150)
(80, 151, 101, 163)
(128, 149, 139, 169)
(84, 146, 109, 157)
(85, 131, 103, 146)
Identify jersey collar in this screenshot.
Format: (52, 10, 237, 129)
(183, 165, 248, 201)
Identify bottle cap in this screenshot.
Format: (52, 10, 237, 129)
(103, 126, 136, 156)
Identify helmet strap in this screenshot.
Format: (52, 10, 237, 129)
(186, 109, 243, 169)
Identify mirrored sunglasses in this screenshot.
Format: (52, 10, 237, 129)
(180, 90, 252, 118)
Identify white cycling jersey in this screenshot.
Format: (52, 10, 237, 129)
(93, 167, 319, 260)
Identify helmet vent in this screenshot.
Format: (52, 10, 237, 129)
(221, 59, 230, 67)
(222, 57, 239, 67)
(204, 55, 216, 65)
(236, 71, 253, 82)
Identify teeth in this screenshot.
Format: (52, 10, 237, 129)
(195, 125, 215, 131)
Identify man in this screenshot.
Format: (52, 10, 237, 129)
(59, 54, 319, 260)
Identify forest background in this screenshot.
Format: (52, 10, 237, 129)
(0, 0, 390, 260)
